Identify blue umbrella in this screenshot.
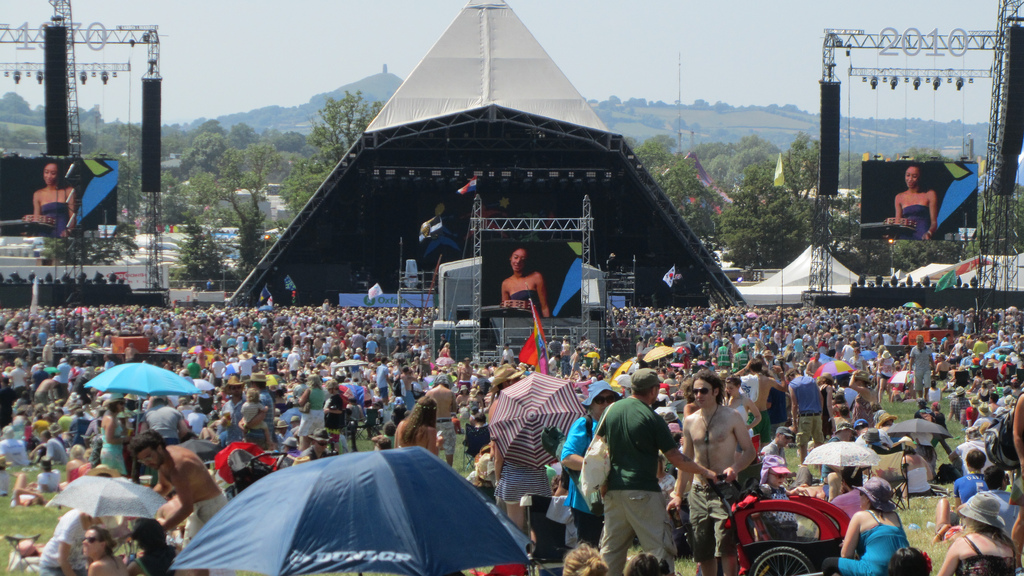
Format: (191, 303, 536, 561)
(172, 448, 530, 576)
(343, 383, 365, 406)
(86, 363, 200, 396)
(984, 345, 1014, 359)
(860, 350, 878, 360)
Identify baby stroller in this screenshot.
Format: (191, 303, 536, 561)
(215, 442, 289, 499)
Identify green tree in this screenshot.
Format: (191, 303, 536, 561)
(281, 91, 382, 213)
(180, 132, 228, 177)
(717, 161, 810, 268)
(228, 123, 260, 150)
(176, 219, 227, 280)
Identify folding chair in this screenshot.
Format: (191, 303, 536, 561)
(868, 447, 908, 509)
(356, 408, 382, 440)
(463, 424, 491, 471)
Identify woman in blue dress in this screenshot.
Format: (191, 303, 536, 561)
(894, 164, 938, 240)
(24, 161, 75, 238)
(822, 477, 909, 576)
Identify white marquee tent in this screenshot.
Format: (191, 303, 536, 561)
(738, 247, 860, 306)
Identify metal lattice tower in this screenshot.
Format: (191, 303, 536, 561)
(978, 0, 1024, 309)
(48, 0, 80, 157)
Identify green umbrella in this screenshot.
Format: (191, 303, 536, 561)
(44, 367, 59, 374)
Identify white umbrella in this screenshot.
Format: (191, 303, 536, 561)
(193, 379, 215, 391)
(888, 371, 911, 385)
(803, 442, 880, 467)
(48, 477, 167, 518)
(338, 359, 368, 367)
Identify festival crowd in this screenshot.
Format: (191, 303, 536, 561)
(1, 303, 1024, 576)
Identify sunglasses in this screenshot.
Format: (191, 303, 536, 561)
(316, 440, 329, 446)
(592, 395, 618, 405)
(694, 388, 711, 395)
(83, 536, 99, 544)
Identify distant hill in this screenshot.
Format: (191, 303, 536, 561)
(205, 71, 403, 133)
(0, 69, 990, 155)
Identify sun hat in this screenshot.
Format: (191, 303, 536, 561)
(87, 464, 123, 478)
(2, 426, 15, 440)
(760, 454, 793, 484)
(856, 477, 897, 512)
(583, 382, 620, 407)
(490, 365, 517, 387)
(875, 412, 897, 426)
(309, 429, 330, 442)
(861, 428, 883, 446)
(655, 406, 678, 423)
(958, 492, 1006, 531)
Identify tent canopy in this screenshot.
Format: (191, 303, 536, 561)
(738, 247, 858, 305)
(366, 0, 606, 133)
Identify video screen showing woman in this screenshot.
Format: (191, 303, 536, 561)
(889, 164, 937, 240)
(22, 161, 75, 238)
(500, 247, 551, 317)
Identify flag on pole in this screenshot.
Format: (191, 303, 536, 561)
(518, 301, 548, 374)
(259, 284, 273, 307)
(457, 176, 478, 195)
(774, 153, 785, 186)
(284, 276, 297, 291)
(29, 278, 38, 316)
(368, 283, 383, 299)
(663, 265, 676, 288)
(935, 270, 957, 291)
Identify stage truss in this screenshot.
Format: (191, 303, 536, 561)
(470, 194, 593, 362)
(814, 11, 1019, 307)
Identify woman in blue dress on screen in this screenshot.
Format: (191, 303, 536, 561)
(22, 161, 75, 238)
(894, 164, 938, 240)
(500, 247, 551, 317)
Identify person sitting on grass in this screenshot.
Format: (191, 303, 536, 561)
(887, 547, 931, 576)
(935, 465, 1017, 543)
(935, 492, 1015, 576)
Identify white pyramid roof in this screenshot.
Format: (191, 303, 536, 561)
(738, 247, 860, 306)
(366, 0, 607, 133)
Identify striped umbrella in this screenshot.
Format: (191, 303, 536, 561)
(490, 373, 585, 468)
(813, 360, 854, 378)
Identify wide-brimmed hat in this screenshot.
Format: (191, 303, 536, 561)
(851, 370, 872, 383)
(249, 372, 267, 383)
(655, 406, 678, 423)
(274, 418, 287, 429)
(490, 365, 517, 387)
(87, 464, 123, 478)
(954, 387, 966, 397)
(583, 382, 620, 407)
(855, 477, 897, 512)
(875, 412, 897, 426)
(959, 491, 1006, 530)
(861, 428, 882, 446)
(48, 423, 63, 435)
(102, 392, 125, 407)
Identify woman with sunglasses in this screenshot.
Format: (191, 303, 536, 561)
(561, 382, 621, 540)
(81, 525, 127, 576)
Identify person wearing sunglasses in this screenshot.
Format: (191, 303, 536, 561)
(81, 526, 126, 576)
(560, 382, 620, 538)
(596, 368, 719, 576)
(673, 369, 756, 576)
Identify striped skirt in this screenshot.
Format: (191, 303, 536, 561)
(494, 461, 551, 503)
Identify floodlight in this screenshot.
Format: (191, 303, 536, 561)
(913, 77, 921, 90)
(870, 77, 878, 89)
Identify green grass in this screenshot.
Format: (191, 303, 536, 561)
(0, 398, 977, 575)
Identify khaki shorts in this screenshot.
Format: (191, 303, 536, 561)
(184, 492, 228, 544)
(437, 419, 456, 456)
(796, 415, 824, 449)
(688, 482, 740, 563)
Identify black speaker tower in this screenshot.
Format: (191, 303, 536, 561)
(1000, 27, 1024, 195)
(44, 26, 69, 157)
(141, 78, 162, 192)
(819, 82, 841, 197)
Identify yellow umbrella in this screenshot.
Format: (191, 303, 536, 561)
(266, 374, 279, 388)
(610, 359, 634, 382)
(644, 345, 675, 362)
(585, 352, 600, 358)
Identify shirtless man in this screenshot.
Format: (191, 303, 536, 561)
(426, 378, 456, 466)
(672, 369, 756, 576)
(130, 429, 225, 575)
(736, 358, 788, 444)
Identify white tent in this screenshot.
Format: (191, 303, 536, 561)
(366, 0, 607, 133)
(738, 247, 860, 306)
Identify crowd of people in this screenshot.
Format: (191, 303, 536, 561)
(1, 303, 1024, 576)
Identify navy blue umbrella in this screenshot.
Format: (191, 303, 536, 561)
(172, 448, 531, 576)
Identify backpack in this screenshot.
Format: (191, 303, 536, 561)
(985, 410, 1019, 471)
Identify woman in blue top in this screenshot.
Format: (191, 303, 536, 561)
(561, 382, 620, 537)
(822, 477, 909, 576)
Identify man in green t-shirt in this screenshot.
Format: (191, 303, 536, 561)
(597, 368, 716, 576)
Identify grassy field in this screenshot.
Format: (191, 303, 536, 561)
(0, 397, 977, 575)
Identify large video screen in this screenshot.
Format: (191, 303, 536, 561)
(481, 240, 582, 318)
(0, 157, 118, 238)
(860, 160, 977, 241)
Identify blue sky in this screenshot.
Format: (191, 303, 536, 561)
(0, 0, 1000, 126)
